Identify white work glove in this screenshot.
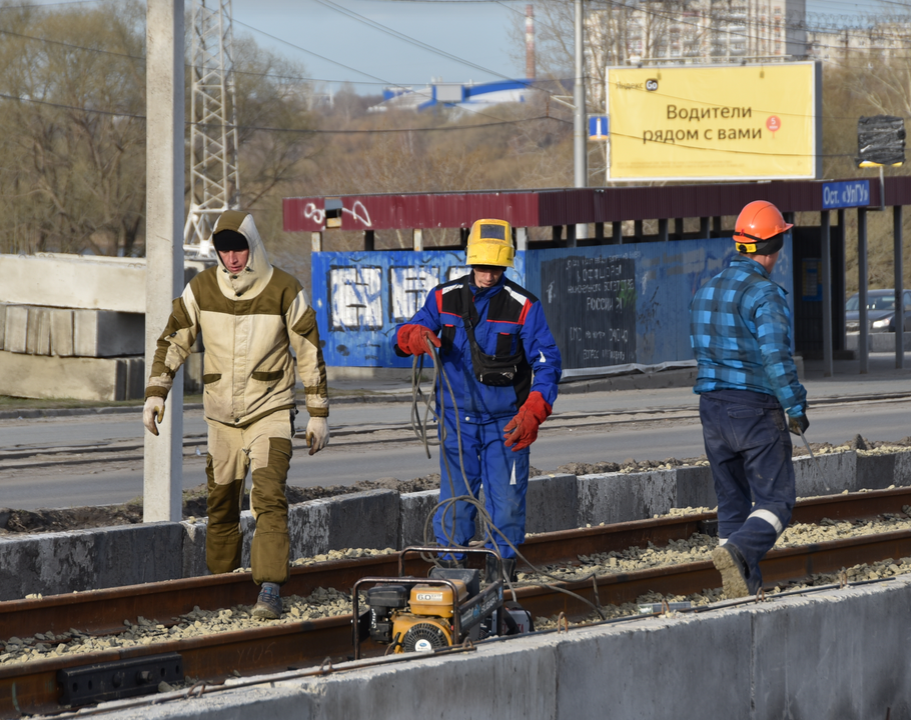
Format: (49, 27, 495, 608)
(305, 416, 330, 456)
(143, 396, 166, 436)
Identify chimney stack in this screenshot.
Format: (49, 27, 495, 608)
(525, 5, 535, 80)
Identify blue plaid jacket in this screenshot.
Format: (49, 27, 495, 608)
(689, 255, 807, 417)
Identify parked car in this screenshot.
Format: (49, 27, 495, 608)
(845, 289, 911, 332)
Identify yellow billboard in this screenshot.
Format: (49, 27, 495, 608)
(605, 63, 821, 181)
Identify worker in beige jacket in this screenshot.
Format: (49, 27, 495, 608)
(142, 210, 329, 620)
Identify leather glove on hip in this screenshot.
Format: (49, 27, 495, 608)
(305, 416, 330, 455)
(143, 396, 166, 436)
(503, 391, 552, 452)
(396, 324, 441, 356)
(788, 412, 809, 436)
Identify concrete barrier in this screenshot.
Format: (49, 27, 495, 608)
(87, 575, 911, 720)
(673, 464, 715, 508)
(0, 523, 185, 602)
(0, 351, 145, 402)
(2, 449, 910, 600)
(577, 470, 678, 526)
(526, 473, 578, 533)
(846, 331, 911, 352)
(793, 450, 857, 496)
(0, 254, 148, 312)
(400, 489, 439, 547)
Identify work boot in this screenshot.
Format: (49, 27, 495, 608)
(485, 555, 518, 584)
(712, 543, 759, 599)
(251, 582, 283, 620)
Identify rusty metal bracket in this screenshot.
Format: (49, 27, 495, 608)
(57, 653, 183, 706)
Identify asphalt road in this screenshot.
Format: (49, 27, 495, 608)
(1, 386, 909, 510)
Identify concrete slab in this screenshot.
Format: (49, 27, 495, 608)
(856, 452, 898, 490)
(576, 470, 677, 526)
(4, 305, 27, 353)
(895, 450, 911, 487)
(74, 310, 145, 357)
(793, 451, 857, 496)
(181, 519, 208, 579)
(0, 351, 143, 401)
(49, 308, 74, 357)
(26, 308, 50, 356)
(80, 577, 911, 720)
(526, 473, 578, 533)
(400, 489, 439, 548)
(846, 331, 911, 352)
(287, 489, 399, 560)
(673, 464, 716, 509)
(751, 584, 911, 718)
(0, 254, 148, 312)
(0, 523, 184, 601)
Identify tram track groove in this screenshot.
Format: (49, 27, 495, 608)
(2, 392, 910, 471)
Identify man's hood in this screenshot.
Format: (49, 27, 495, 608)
(212, 210, 273, 299)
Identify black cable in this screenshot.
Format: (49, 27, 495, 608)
(408, 337, 606, 620)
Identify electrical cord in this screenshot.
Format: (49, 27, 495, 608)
(409, 335, 607, 621)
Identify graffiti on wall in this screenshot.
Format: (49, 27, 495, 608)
(303, 200, 373, 228)
(540, 255, 638, 367)
(313, 239, 794, 370)
(312, 251, 524, 367)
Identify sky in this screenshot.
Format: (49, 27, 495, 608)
(230, 0, 528, 95)
(229, 0, 877, 96)
(28, 0, 880, 97)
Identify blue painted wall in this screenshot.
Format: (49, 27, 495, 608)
(311, 250, 526, 368)
(311, 237, 793, 370)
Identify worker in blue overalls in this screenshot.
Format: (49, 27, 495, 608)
(395, 219, 562, 582)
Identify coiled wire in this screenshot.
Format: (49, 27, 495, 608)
(409, 337, 606, 620)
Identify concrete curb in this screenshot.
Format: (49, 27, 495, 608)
(1, 449, 909, 601)
(87, 577, 911, 720)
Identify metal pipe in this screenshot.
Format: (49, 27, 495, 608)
(821, 210, 833, 377)
(858, 207, 868, 374)
(573, 0, 587, 240)
(894, 205, 904, 369)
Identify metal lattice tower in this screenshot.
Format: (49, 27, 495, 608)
(184, 0, 240, 256)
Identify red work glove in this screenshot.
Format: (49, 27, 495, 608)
(503, 391, 552, 452)
(397, 324, 441, 356)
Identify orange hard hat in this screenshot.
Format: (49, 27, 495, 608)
(733, 201, 793, 253)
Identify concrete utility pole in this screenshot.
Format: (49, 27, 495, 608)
(145, 0, 185, 523)
(573, 0, 587, 241)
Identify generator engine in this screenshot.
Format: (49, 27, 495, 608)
(353, 547, 532, 659)
(363, 568, 475, 653)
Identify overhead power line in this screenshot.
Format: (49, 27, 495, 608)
(0, 91, 569, 133)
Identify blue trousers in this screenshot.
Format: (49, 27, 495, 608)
(699, 390, 795, 589)
(434, 412, 530, 559)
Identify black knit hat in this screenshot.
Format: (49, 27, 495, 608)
(213, 229, 249, 253)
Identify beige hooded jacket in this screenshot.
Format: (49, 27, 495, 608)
(144, 211, 328, 427)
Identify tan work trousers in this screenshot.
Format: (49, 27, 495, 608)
(205, 411, 293, 585)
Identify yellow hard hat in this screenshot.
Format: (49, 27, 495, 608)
(466, 219, 514, 268)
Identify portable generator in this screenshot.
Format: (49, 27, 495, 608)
(352, 547, 532, 659)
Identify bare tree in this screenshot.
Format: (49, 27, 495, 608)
(0, 0, 147, 256)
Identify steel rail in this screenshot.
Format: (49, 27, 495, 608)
(4, 485, 907, 642)
(0, 487, 910, 717)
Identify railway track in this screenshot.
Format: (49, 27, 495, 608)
(3, 390, 910, 470)
(2, 486, 911, 718)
